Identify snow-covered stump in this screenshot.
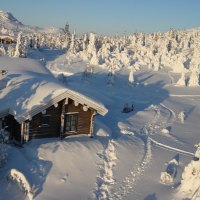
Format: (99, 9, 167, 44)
(7, 169, 33, 200)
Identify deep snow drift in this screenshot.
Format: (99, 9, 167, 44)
(1, 51, 200, 200)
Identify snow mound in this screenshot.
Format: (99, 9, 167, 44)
(160, 171, 174, 185)
(177, 160, 200, 199)
(176, 143, 200, 199)
(7, 169, 33, 200)
(160, 158, 179, 185)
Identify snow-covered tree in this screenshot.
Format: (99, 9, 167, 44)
(14, 32, 23, 57)
(67, 31, 76, 55)
(0, 44, 6, 55)
(176, 72, 186, 86)
(7, 44, 15, 57)
(129, 66, 134, 84)
(82, 62, 94, 81)
(187, 70, 199, 87)
(82, 33, 88, 52)
(176, 143, 200, 199)
(178, 111, 185, 123)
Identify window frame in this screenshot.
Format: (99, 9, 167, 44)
(41, 114, 51, 127)
(64, 113, 79, 133)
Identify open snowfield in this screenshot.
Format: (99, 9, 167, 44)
(0, 50, 200, 200)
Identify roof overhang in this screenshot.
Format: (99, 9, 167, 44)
(1, 89, 108, 123)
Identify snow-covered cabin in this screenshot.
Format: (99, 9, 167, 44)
(0, 35, 16, 44)
(0, 57, 108, 144)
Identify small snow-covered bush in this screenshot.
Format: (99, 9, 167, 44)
(160, 158, 178, 185)
(178, 111, 185, 123)
(7, 169, 33, 200)
(160, 171, 173, 184)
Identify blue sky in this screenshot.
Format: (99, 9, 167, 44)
(1, 0, 200, 35)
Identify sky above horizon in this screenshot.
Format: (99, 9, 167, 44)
(1, 0, 200, 35)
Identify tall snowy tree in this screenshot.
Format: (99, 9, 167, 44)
(176, 72, 186, 86)
(14, 32, 23, 57)
(129, 66, 134, 84)
(188, 70, 199, 87)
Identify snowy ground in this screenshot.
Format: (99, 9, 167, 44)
(0, 50, 200, 200)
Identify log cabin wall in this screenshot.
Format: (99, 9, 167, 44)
(1, 98, 95, 143)
(29, 98, 94, 139)
(62, 99, 95, 136)
(29, 100, 64, 139)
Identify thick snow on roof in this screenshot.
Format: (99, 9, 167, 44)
(0, 56, 107, 123)
(0, 34, 16, 40)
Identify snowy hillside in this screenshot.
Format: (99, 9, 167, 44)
(1, 51, 200, 199)
(0, 11, 64, 35)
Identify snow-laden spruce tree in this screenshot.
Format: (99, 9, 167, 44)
(82, 33, 88, 52)
(87, 33, 98, 65)
(176, 72, 186, 86)
(106, 54, 118, 86)
(7, 44, 15, 57)
(67, 32, 76, 55)
(0, 44, 6, 55)
(21, 36, 29, 58)
(187, 69, 199, 87)
(176, 143, 200, 199)
(14, 32, 23, 57)
(129, 65, 134, 84)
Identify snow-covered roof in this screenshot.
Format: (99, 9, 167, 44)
(0, 34, 16, 40)
(0, 57, 108, 123)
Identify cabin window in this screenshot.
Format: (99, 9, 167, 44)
(64, 113, 78, 132)
(41, 115, 51, 126)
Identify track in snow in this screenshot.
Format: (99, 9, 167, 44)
(110, 105, 160, 199)
(111, 136, 152, 200)
(110, 103, 182, 199)
(150, 137, 194, 157)
(93, 139, 117, 200)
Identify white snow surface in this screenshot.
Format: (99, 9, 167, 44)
(0, 56, 107, 122)
(1, 47, 200, 200)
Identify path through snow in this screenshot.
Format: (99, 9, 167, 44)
(94, 139, 117, 200)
